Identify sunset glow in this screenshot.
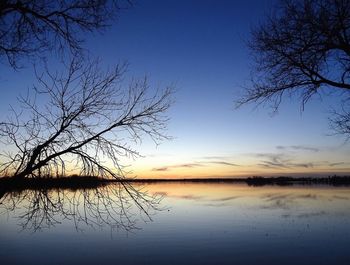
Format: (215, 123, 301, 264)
(1, 0, 349, 179)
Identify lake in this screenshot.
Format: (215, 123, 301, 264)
(1, 181, 350, 265)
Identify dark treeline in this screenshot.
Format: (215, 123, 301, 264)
(127, 176, 350, 187)
(1, 175, 350, 194)
(0, 175, 111, 192)
(244, 176, 350, 187)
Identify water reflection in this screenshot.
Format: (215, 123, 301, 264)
(0, 182, 161, 232)
(1, 182, 350, 265)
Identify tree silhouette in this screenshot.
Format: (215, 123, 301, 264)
(0, 0, 170, 227)
(0, 57, 173, 179)
(0, 0, 130, 68)
(238, 0, 350, 136)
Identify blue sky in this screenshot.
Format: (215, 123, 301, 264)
(0, 0, 349, 178)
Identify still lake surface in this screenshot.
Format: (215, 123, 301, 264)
(1, 182, 350, 265)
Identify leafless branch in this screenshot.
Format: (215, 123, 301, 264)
(0, 55, 173, 179)
(238, 0, 350, 111)
(0, 0, 131, 68)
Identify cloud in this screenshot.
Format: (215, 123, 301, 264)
(254, 153, 290, 169)
(152, 167, 169, 172)
(205, 161, 240, 167)
(255, 153, 285, 161)
(258, 161, 289, 169)
(152, 163, 203, 172)
(175, 163, 203, 168)
(153, 191, 168, 196)
(276, 145, 319, 152)
(248, 152, 350, 171)
(197, 156, 240, 166)
(329, 162, 345, 167)
(289, 163, 314, 168)
(151, 160, 239, 172)
(253, 153, 314, 169)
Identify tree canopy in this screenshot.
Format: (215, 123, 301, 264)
(0, 0, 129, 68)
(0, 1, 174, 180)
(0, 58, 173, 179)
(238, 0, 350, 136)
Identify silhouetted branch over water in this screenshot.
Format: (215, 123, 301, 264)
(0, 0, 131, 68)
(0, 56, 173, 180)
(238, 0, 350, 138)
(0, 2, 173, 233)
(0, 177, 162, 232)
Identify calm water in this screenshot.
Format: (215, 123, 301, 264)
(1, 182, 350, 265)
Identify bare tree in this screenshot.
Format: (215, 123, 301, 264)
(0, 0, 130, 68)
(238, 0, 350, 136)
(0, 56, 173, 179)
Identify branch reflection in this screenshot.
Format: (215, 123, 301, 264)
(0, 182, 162, 232)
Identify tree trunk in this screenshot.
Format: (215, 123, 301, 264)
(13, 170, 29, 179)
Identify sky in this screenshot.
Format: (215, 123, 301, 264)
(1, 0, 350, 178)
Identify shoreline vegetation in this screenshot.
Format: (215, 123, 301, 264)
(1, 175, 350, 193)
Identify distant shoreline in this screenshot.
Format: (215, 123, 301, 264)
(1, 175, 350, 200)
(124, 176, 350, 183)
(124, 176, 350, 187)
(1, 175, 350, 191)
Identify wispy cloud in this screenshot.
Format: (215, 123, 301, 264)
(276, 145, 319, 152)
(152, 167, 169, 172)
(329, 162, 345, 167)
(257, 161, 289, 169)
(252, 150, 350, 170)
(254, 153, 315, 169)
(255, 153, 290, 169)
(289, 162, 314, 168)
(152, 163, 204, 172)
(152, 159, 239, 172)
(175, 163, 203, 168)
(197, 156, 240, 167)
(204, 161, 240, 167)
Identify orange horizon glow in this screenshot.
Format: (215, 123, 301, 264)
(130, 164, 350, 179)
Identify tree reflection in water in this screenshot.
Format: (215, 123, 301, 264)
(0, 182, 162, 232)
